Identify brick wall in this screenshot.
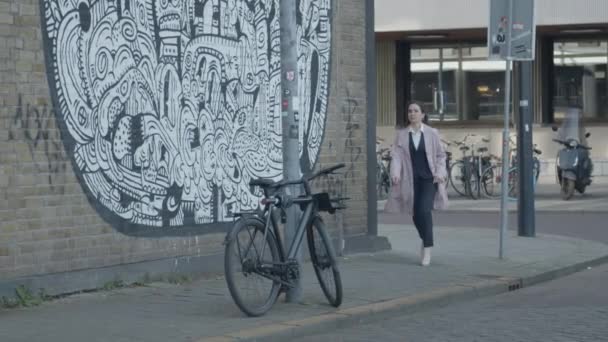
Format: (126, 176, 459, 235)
(0, 0, 371, 292)
(316, 0, 369, 237)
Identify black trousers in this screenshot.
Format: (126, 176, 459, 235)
(413, 178, 437, 248)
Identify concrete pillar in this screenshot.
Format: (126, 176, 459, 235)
(582, 65, 597, 118)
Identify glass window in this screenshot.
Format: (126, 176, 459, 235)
(463, 47, 490, 59)
(411, 48, 440, 60)
(553, 40, 608, 121)
(410, 44, 509, 122)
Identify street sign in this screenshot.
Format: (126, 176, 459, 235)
(488, 0, 535, 60)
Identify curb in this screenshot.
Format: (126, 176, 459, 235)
(377, 203, 608, 215)
(199, 254, 608, 342)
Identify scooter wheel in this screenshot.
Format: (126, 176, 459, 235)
(561, 179, 575, 200)
(576, 185, 586, 194)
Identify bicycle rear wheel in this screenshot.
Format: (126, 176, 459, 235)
(449, 160, 468, 197)
(377, 166, 390, 200)
(468, 161, 481, 199)
(224, 217, 281, 317)
(507, 168, 519, 201)
(307, 217, 342, 307)
(533, 157, 541, 183)
(481, 165, 499, 198)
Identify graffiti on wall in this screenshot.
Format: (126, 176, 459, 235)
(342, 86, 361, 184)
(7, 95, 68, 194)
(39, 0, 331, 234)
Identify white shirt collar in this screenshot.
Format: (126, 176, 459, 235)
(408, 124, 424, 134)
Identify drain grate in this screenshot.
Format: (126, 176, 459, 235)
(472, 274, 503, 280)
(508, 279, 523, 291)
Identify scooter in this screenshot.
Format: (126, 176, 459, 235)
(551, 127, 593, 200)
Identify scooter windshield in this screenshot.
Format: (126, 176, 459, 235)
(556, 107, 588, 146)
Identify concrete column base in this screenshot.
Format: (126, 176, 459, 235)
(343, 234, 392, 255)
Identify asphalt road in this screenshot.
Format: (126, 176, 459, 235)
(294, 262, 608, 342)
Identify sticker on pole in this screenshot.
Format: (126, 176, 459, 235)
(286, 70, 295, 81)
(488, 0, 536, 61)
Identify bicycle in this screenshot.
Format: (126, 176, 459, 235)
(441, 139, 453, 192)
(505, 146, 542, 201)
(448, 134, 475, 197)
(448, 134, 490, 199)
(481, 145, 542, 200)
(224, 164, 347, 317)
(376, 147, 392, 200)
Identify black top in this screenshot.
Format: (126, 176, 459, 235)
(409, 132, 433, 180)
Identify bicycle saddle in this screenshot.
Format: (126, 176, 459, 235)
(250, 179, 277, 188)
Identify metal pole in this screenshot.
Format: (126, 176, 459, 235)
(499, 0, 513, 259)
(280, 0, 302, 302)
(517, 60, 535, 237)
(366, 0, 378, 236)
(438, 48, 444, 121)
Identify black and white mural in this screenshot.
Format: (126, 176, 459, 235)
(39, 0, 331, 234)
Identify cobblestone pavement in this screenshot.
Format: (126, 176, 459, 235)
(294, 263, 608, 342)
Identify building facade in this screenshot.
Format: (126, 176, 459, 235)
(375, 0, 608, 176)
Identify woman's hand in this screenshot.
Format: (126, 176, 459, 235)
(433, 175, 445, 184)
(391, 175, 400, 185)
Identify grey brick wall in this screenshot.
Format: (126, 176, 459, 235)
(316, 0, 369, 238)
(0, 0, 370, 288)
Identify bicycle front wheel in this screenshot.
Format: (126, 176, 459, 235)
(481, 165, 499, 198)
(468, 161, 481, 200)
(307, 217, 343, 307)
(377, 167, 390, 200)
(224, 217, 281, 317)
(533, 158, 541, 183)
(449, 160, 468, 197)
(507, 167, 519, 201)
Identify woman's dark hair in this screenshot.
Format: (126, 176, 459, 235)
(397, 100, 429, 128)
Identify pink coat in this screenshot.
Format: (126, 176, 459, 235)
(384, 124, 449, 216)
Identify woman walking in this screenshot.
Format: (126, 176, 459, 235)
(384, 102, 448, 266)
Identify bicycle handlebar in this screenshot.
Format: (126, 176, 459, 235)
(250, 163, 346, 191)
(308, 163, 345, 181)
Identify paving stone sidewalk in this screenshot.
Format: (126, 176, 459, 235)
(1, 224, 607, 342)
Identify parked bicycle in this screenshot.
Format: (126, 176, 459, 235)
(441, 139, 453, 192)
(481, 143, 542, 200)
(224, 164, 347, 317)
(448, 134, 491, 199)
(448, 134, 475, 197)
(377, 147, 392, 200)
(505, 146, 542, 201)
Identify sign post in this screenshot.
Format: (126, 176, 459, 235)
(280, 0, 303, 301)
(488, 0, 535, 259)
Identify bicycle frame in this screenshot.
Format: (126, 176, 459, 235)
(234, 200, 314, 288)
(260, 196, 315, 264)
(240, 187, 319, 288)
(235, 200, 314, 289)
